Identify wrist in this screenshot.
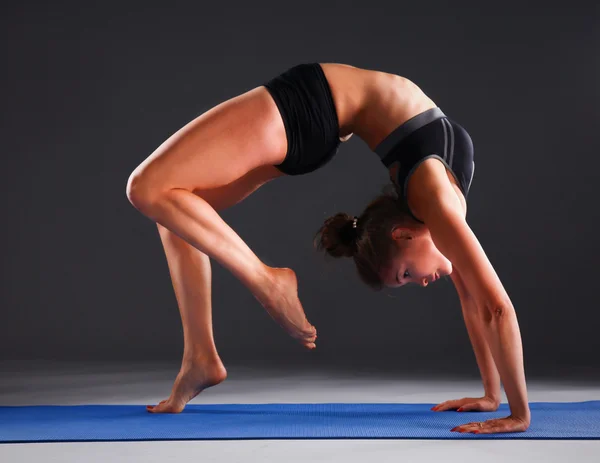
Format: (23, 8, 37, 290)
(484, 392, 501, 406)
(512, 406, 531, 423)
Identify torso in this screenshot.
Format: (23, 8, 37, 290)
(319, 62, 467, 220)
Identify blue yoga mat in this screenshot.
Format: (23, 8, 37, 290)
(1, 401, 599, 442)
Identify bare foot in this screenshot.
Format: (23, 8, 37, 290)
(146, 358, 227, 414)
(255, 267, 317, 349)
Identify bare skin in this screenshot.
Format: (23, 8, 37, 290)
(126, 64, 529, 433)
(126, 63, 443, 413)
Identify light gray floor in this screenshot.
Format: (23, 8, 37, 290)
(1, 362, 599, 463)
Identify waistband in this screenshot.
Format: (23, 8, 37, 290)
(374, 107, 446, 165)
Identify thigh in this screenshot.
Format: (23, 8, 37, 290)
(157, 163, 284, 249)
(131, 86, 288, 194)
(193, 163, 285, 212)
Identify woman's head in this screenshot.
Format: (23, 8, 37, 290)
(314, 184, 452, 290)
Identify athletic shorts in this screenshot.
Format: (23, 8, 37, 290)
(264, 63, 341, 176)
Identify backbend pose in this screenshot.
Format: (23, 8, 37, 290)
(126, 63, 530, 434)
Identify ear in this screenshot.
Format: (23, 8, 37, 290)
(391, 226, 413, 241)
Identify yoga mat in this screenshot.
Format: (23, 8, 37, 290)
(1, 401, 599, 443)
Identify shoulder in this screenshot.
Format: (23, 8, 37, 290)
(407, 158, 467, 221)
(418, 178, 511, 312)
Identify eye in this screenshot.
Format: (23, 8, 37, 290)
(396, 269, 411, 285)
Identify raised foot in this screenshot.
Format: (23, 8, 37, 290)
(256, 267, 317, 350)
(146, 359, 227, 414)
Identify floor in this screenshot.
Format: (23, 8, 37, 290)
(1, 361, 599, 462)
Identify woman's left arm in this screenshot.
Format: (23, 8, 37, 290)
(420, 187, 531, 432)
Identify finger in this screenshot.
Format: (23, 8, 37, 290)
(432, 405, 447, 412)
(451, 422, 483, 432)
(473, 422, 504, 434)
(451, 425, 468, 432)
(465, 422, 501, 434)
(433, 401, 457, 412)
(461, 418, 517, 434)
(473, 426, 497, 434)
(457, 403, 479, 412)
(478, 421, 526, 434)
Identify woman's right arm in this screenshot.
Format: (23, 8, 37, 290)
(450, 269, 501, 404)
(420, 186, 530, 424)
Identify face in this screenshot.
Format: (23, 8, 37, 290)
(382, 226, 453, 288)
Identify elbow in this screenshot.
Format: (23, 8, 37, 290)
(480, 300, 514, 324)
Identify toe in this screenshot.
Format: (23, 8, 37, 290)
(147, 401, 169, 413)
(146, 399, 168, 412)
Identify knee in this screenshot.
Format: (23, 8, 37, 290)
(126, 168, 162, 214)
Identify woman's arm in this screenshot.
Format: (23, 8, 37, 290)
(450, 269, 501, 404)
(420, 186, 530, 425)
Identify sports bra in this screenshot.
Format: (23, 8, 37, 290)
(374, 108, 475, 224)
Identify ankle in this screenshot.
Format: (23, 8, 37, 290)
(182, 350, 221, 367)
(248, 264, 277, 297)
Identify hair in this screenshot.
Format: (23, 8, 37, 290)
(313, 182, 420, 291)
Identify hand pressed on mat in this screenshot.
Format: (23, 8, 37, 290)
(431, 395, 500, 413)
(431, 396, 530, 434)
(451, 415, 530, 434)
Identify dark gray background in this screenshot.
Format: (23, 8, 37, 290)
(1, 1, 598, 379)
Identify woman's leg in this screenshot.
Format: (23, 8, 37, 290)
(150, 225, 224, 413)
(147, 165, 286, 414)
(126, 86, 317, 377)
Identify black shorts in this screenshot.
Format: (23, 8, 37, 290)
(264, 63, 341, 176)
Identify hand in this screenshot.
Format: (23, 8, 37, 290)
(431, 396, 500, 413)
(451, 415, 530, 434)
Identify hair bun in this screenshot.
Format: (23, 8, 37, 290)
(313, 213, 358, 258)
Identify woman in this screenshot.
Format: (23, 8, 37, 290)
(126, 63, 530, 434)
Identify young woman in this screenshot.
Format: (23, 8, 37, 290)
(126, 63, 530, 434)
